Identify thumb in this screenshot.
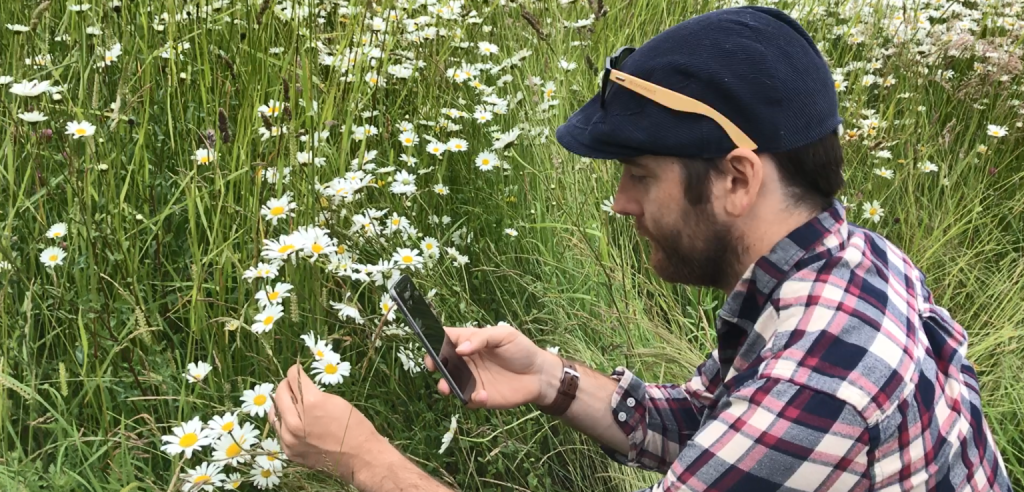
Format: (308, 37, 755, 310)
(452, 326, 507, 356)
(286, 363, 318, 400)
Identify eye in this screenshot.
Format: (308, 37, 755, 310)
(629, 173, 648, 183)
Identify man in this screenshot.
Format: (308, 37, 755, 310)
(269, 6, 1012, 491)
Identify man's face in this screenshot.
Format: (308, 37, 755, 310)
(612, 155, 744, 290)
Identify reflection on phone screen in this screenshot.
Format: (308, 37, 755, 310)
(396, 280, 445, 355)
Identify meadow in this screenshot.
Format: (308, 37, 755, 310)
(1, 0, 1022, 490)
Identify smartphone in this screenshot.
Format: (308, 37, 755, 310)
(389, 274, 476, 405)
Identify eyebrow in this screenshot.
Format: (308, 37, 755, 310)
(618, 158, 647, 169)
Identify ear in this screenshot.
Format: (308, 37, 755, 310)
(719, 148, 763, 217)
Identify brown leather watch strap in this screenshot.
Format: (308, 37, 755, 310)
(537, 358, 579, 417)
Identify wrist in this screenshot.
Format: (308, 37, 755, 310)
(337, 432, 394, 482)
(534, 350, 564, 407)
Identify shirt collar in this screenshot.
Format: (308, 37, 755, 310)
(718, 199, 849, 332)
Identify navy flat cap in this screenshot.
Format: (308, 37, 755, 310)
(556, 6, 841, 160)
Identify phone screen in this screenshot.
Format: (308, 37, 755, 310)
(390, 275, 476, 404)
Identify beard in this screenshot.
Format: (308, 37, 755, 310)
(640, 202, 745, 290)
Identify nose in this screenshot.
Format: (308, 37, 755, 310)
(611, 193, 641, 218)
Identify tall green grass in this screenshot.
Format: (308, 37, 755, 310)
(1, 0, 1021, 490)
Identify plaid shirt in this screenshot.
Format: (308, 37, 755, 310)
(603, 201, 1012, 491)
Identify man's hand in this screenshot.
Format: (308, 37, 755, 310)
(270, 364, 451, 491)
(425, 324, 562, 410)
(269, 364, 384, 479)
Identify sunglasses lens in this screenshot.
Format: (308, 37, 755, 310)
(615, 48, 636, 69)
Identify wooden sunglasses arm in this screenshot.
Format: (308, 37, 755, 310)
(608, 69, 758, 150)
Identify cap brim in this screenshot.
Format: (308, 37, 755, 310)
(555, 98, 644, 161)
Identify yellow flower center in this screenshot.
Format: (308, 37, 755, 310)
(225, 442, 242, 458)
(278, 244, 294, 253)
(312, 243, 324, 253)
(370, 77, 378, 84)
(193, 474, 211, 484)
(869, 208, 878, 216)
(231, 481, 242, 488)
(192, 373, 202, 380)
(75, 128, 87, 135)
(105, 55, 114, 62)
(268, 292, 280, 301)
(402, 255, 413, 264)
(338, 245, 346, 254)
(262, 315, 275, 325)
(221, 421, 234, 432)
(404, 138, 412, 143)
(52, 231, 62, 237)
(179, 432, 199, 448)
(481, 159, 490, 165)
(48, 254, 58, 262)
(455, 144, 463, 149)
(267, 454, 277, 461)
(325, 363, 338, 375)
(315, 349, 324, 358)
(425, 243, 434, 250)
(382, 302, 391, 312)
(269, 106, 279, 115)
(253, 394, 267, 406)
(392, 219, 400, 226)
(270, 206, 285, 216)
(261, 469, 272, 478)
(200, 156, 209, 163)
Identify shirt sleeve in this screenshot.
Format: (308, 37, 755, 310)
(599, 368, 708, 472)
(645, 378, 871, 492)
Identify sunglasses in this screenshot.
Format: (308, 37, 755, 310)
(600, 45, 758, 151)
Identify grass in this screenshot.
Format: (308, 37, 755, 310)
(1, 0, 1022, 490)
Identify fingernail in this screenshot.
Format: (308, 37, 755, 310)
(458, 341, 471, 351)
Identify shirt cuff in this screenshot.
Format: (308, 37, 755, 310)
(600, 367, 649, 466)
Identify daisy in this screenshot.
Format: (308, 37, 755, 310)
(397, 346, 423, 374)
(380, 292, 397, 321)
(17, 111, 47, 122)
(255, 438, 286, 471)
(296, 225, 336, 260)
(446, 138, 468, 152)
(873, 168, 894, 179)
(390, 170, 417, 195)
(251, 304, 284, 334)
(160, 416, 214, 458)
(194, 148, 215, 165)
(426, 141, 446, 157)
(473, 109, 493, 123)
(254, 282, 293, 309)
(420, 237, 441, 258)
(257, 100, 283, 117)
(399, 154, 418, 166)
(478, 41, 499, 56)
(987, 124, 1008, 137)
(434, 184, 449, 195)
(312, 352, 351, 386)
(504, 228, 519, 237)
(102, 43, 121, 65)
(251, 466, 280, 490)
(206, 412, 238, 437)
(261, 194, 296, 225)
(179, 461, 226, 491)
(6, 24, 30, 32)
(558, 59, 577, 71)
(300, 331, 334, 360)
(861, 201, 884, 223)
(8, 79, 50, 96)
(475, 152, 499, 171)
(240, 383, 275, 418)
(46, 222, 67, 239)
(601, 197, 615, 215)
(65, 120, 96, 139)
(393, 131, 418, 148)
(393, 247, 424, 270)
(183, 361, 213, 383)
(439, 414, 458, 453)
(257, 125, 286, 141)
(330, 301, 364, 324)
(546, 346, 560, 355)
(40, 246, 66, 267)
(242, 262, 280, 281)
(386, 214, 410, 234)
(223, 473, 243, 490)
(918, 161, 939, 173)
(211, 422, 258, 466)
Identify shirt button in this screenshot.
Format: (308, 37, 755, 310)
(626, 397, 636, 407)
(617, 412, 627, 422)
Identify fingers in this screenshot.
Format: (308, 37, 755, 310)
(436, 378, 450, 395)
(272, 376, 302, 435)
(423, 354, 435, 372)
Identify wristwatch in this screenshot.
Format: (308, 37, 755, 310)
(536, 357, 579, 417)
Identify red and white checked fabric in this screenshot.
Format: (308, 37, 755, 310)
(602, 201, 1012, 491)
